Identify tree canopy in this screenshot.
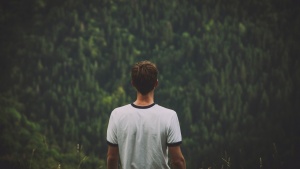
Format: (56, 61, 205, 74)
(0, 0, 299, 168)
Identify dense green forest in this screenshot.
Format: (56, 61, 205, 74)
(1, 0, 299, 168)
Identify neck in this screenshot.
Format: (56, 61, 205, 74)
(134, 91, 154, 106)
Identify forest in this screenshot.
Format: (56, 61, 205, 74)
(0, 0, 299, 168)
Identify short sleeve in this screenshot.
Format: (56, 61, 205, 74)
(106, 110, 118, 146)
(167, 112, 182, 146)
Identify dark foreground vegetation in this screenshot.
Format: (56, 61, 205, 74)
(0, 0, 299, 168)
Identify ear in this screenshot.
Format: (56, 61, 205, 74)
(154, 79, 158, 88)
(131, 80, 137, 88)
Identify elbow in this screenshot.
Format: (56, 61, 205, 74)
(107, 155, 118, 163)
(107, 155, 119, 169)
(172, 156, 186, 168)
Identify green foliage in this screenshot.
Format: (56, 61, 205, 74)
(0, 0, 299, 168)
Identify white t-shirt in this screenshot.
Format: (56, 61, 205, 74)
(107, 103, 182, 169)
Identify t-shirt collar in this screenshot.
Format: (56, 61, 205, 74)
(131, 103, 156, 109)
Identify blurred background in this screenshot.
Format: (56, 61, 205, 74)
(0, 0, 299, 168)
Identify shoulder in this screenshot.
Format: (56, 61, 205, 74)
(110, 104, 132, 116)
(113, 104, 132, 111)
(154, 104, 177, 115)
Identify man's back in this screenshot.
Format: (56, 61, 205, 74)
(106, 60, 185, 169)
(107, 103, 182, 169)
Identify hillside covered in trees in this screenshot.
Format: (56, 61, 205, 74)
(0, 0, 300, 168)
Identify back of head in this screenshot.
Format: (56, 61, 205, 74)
(131, 61, 158, 95)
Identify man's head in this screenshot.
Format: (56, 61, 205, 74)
(131, 61, 158, 95)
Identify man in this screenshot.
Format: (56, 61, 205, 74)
(106, 61, 186, 169)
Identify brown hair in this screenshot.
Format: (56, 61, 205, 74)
(131, 61, 158, 95)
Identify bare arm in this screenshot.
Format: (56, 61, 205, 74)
(169, 146, 186, 169)
(107, 145, 119, 169)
